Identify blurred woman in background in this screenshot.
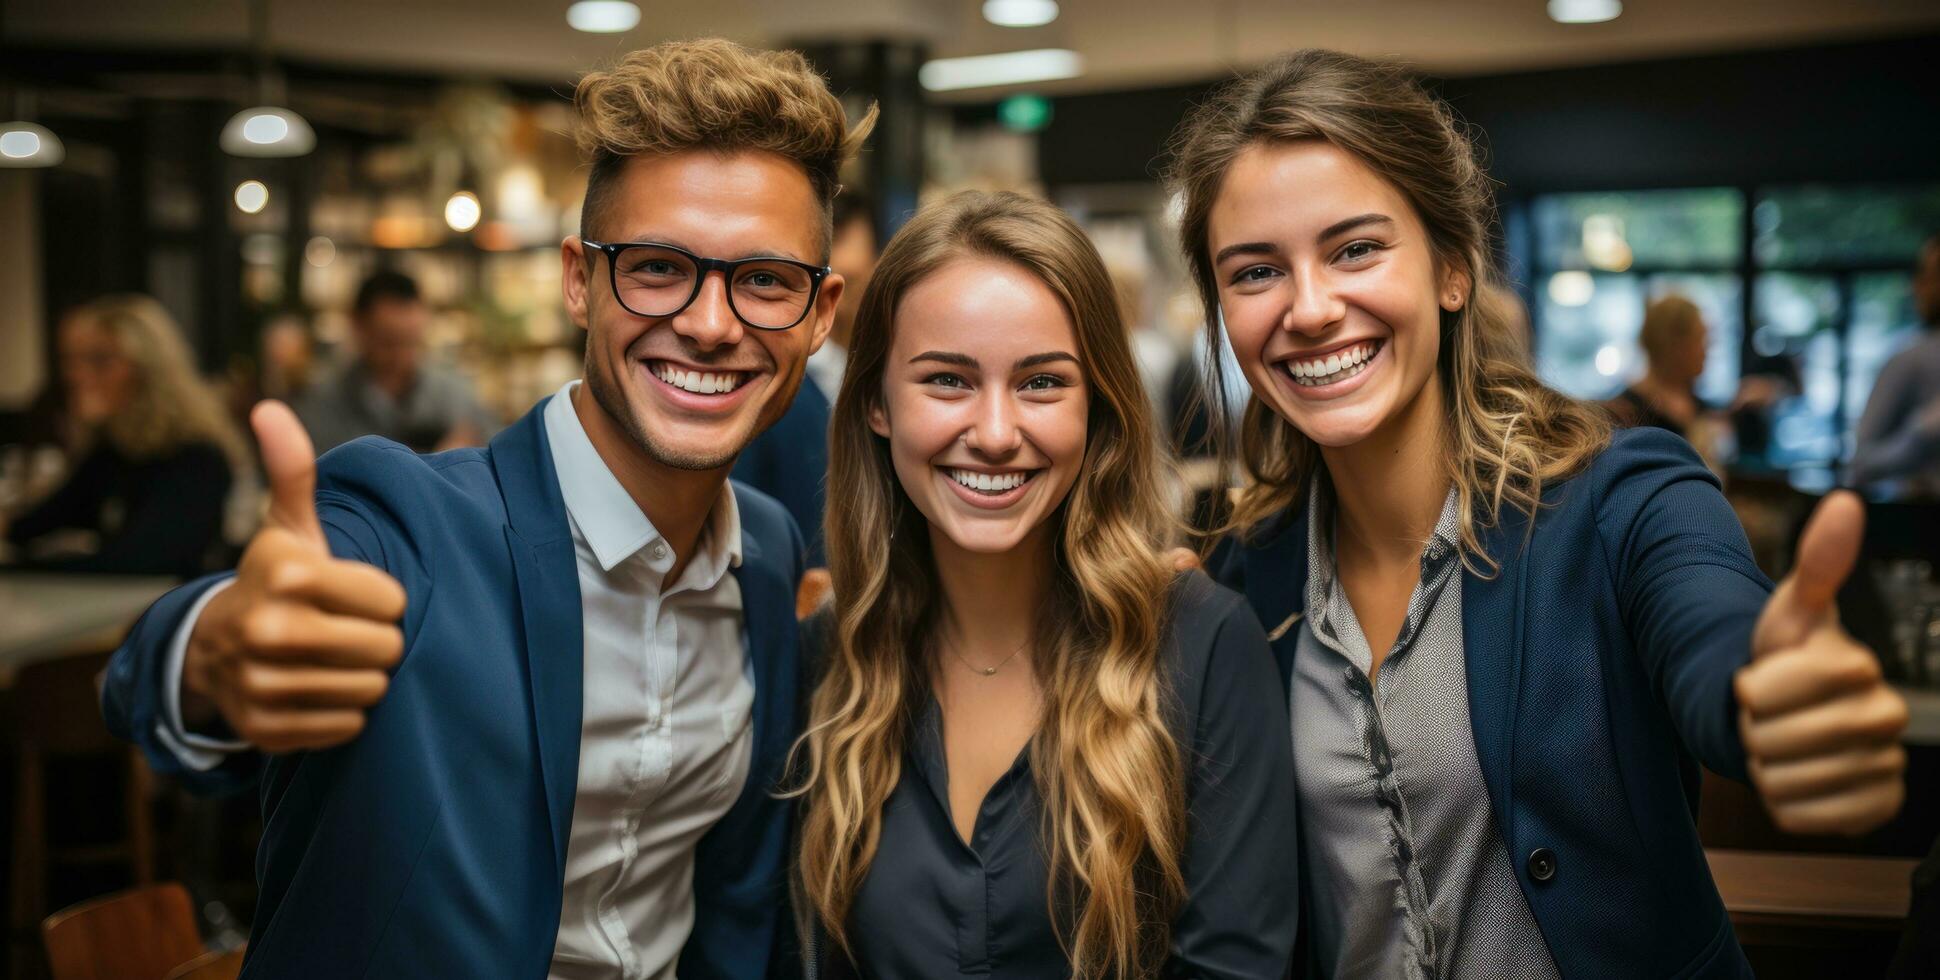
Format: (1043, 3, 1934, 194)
(1608, 293, 1710, 438)
(3, 294, 248, 576)
(789, 191, 1297, 979)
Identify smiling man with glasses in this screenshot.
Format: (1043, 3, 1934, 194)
(100, 39, 872, 979)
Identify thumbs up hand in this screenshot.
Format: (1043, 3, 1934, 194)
(1735, 491, 1908, 835)
(180, 402, 408, 753)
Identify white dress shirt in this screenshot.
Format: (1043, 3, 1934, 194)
(543, 382, 754, 980)
(160, 381, 756, 980)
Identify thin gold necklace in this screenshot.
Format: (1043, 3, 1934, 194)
(944, 635, 1030, 677)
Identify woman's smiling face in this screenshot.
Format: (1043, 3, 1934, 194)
(1208, 139, 1466, 448)
(870, 256, 1090, 557)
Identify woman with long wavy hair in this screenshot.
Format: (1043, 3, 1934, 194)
(788, 190, 1297, 979)
(1170, 49, 1907, 979)
(4, 294, 247, 576)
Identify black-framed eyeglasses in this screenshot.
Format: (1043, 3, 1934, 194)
(581, 240, 829, 331)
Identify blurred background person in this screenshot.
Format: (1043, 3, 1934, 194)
(1605, 293, 1746, 470)
(730, 355, 833, 569)
(1606, 293, 1710, 437)
(2, 294, 248, 577)
(732, 192, 882, 570)
(296, 269, 496, 454)
(258, 315, 317, 404)
(805, 191, 879, 403)
(1851, 232, 1940, 496)
(1107, 258, 1183, 425)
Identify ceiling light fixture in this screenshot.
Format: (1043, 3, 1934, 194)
(0, 122, 63, 168)
(983, 0, 1059, 28)
(0, 91, 66, 169)
(1548, 0, 1622, 25)
(567, 1, 641, 33)
(221, 106, 315, 158)
(220, 0, 315, 157)
(919, 49, 1083, 92)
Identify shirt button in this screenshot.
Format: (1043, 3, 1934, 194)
(1527, 847, 1558, 883)
(1343, 667, 1370, 697)
(650, 542, 668, 560)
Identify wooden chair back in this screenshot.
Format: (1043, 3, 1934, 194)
(41, 883, 205, 980)
(162, 947, 245, 980)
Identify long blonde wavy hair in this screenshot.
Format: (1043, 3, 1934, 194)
(1166, 50, 1610, 567)
(789, 191, 1186, 978)
(67, 294, 249, 472)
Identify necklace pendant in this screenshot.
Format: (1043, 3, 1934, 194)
(980, 665, 997, 676)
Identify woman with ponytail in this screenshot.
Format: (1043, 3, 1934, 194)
(788, 190, 1298, 979)
(1171, 49, 1906, 979)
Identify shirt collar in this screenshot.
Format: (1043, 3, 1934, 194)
(541, 381, 743, 577)
(1303, 476, 1461, 606)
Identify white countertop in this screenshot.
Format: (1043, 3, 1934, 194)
(0, 573, 178, 680)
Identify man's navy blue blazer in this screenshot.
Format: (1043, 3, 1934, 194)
(100, 396, 808, 979)
(1212, 426, 1768, 979)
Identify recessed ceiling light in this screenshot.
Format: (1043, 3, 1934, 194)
(1548, 0, 1622, 25)
(919, 49, 1083, 92)
(983, 0, 1059, 28)
(567, 1, 640, 33)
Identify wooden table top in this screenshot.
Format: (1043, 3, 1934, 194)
(1706, 848, 1917, 923)
(0, 572, 177, 680)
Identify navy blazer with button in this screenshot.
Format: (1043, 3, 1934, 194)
(99, 397, 807, 979)
(1212, 427, 1767, 979)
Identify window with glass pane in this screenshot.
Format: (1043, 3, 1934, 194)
(1536, 272, 1642, 399)
(1529, 189, 1745, 404)
(1752, 273, 1843, 468)
(1754, 185, 1940, 267)
(1846, 272, 1923, 451)
(1533, 188, 1744, 271)
(1535, 273, 1741, 404)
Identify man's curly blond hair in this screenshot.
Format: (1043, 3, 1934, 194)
(574, 39, 876, 252)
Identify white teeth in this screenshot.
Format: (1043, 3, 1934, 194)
(653, 364, 745, 395)
(1285, 341, 1380, 387)
(949, 469, 1032, 493)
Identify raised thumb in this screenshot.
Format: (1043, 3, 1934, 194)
(1790, 490, 1865, 615)
(251, 400, 325, 548)
(1755, 490, 1865, 656)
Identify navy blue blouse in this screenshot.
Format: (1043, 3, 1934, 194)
(811, 571, 1299, 979)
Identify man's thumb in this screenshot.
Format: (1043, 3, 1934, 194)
(252, 400, 324, 547)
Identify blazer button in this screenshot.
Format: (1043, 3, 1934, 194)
(1527, 847, 1558, 883)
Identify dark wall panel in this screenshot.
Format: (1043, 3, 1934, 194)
(1035, 34, 1940, 194)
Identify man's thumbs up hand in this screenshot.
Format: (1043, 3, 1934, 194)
(1736, 491, 1908, 835)
(180, 403, 408, 754)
